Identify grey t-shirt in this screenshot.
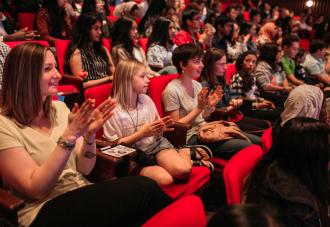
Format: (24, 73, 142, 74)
(162, 79, 205, 141)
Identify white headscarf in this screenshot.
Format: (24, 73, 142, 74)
(280, 85, 324, 126)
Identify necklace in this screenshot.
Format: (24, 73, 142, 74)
(125, 99, 139, 132)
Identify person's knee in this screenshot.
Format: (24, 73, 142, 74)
(140, 170, 174, 187)
(154, 174, 174, 187)
(171, 162, 192, 179)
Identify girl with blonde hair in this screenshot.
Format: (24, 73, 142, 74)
(103, 59, 213, 186)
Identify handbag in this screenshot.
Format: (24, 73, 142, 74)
(197, 120, 251, 143)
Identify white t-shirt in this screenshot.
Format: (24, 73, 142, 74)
(103, 94, 162, 155)
(0, 101, 89, 226)
(162, 79, 205, 141)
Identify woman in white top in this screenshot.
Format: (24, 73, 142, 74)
(146, 17, 177, 73)
(111, 16, 159, 77)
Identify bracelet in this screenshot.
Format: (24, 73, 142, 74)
(57, 136, 76, 151)
(83, 135, 95, 145)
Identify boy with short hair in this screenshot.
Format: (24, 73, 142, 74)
(281, 34, 304, 86)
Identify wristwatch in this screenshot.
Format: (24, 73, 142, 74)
(57, 136, 76, 151)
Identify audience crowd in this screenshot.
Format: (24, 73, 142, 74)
(0, 0, 329, 226)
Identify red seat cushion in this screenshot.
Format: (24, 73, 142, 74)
(138, 38, 148, 53)
(162, 167, 210, 199)
(142, 195, 206, 227)
(56, 85, 79, 95)
(102, 38, 111, 52)
(54, 40, 71, 75)
(148, 74, 179, 117)
(261, 127, 272, 154)
(225, 63, 237, 85)
(243, 11, 250, 21)
(17, 13, 35, 30)
(300, 39, 310, 52)
(223, 144, 263, 205)
(210, 157, 227, 172)
(84, 83, 112, 139)
(4, 40, 49, 48)
(107, 15, 118, 23)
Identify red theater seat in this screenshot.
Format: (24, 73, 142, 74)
(223, 144, 263, 205)
(4, 40, 49, 48)
(17, 13, 35, 30)
(225, 63, 237, 85)
(261, 127, 272, 154)
(142, 195, 206, 227)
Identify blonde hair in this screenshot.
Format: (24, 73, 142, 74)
(111, 59, 145, 108)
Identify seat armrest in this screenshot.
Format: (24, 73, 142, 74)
(0, 188, 25, 226)
(60, 74, 83, 91)
(86, 141, 137, 182)
(95, 139, 114, 148)
(163, 121, 191, 147)
(0, 188, 25, 212)
(209, 107, 230, 121)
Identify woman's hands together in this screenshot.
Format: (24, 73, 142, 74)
(63, 98, 116, 142)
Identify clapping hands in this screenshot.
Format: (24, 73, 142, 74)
(140, 116, 174, 138)
(64, 98, 116, 142)
(197, 86, 223, 110)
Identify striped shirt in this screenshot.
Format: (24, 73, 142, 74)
(80, 48, 108, 81)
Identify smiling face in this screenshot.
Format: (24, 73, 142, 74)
(132, 66, 150, 94)
(90, 21, 102, 42)
(182, 56, 204, 78)
(242, 54, 257, 74)
(213, 55, 226, 77)
(40, 51, 61, 97)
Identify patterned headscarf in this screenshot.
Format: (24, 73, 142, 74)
(281, 85, 324, 126)
(257, 22, 277, 45)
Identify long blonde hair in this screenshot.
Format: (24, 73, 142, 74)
(111, 59, 145, 108)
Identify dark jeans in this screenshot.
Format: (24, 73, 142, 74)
(244, 107, 283, 122)
(235, 116, 272, 136)
(261, 91, 287, 107)
(31, 176, 172, 227)
(188, 132, 260, 160)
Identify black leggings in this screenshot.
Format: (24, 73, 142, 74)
(31, 176, 172, 227)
